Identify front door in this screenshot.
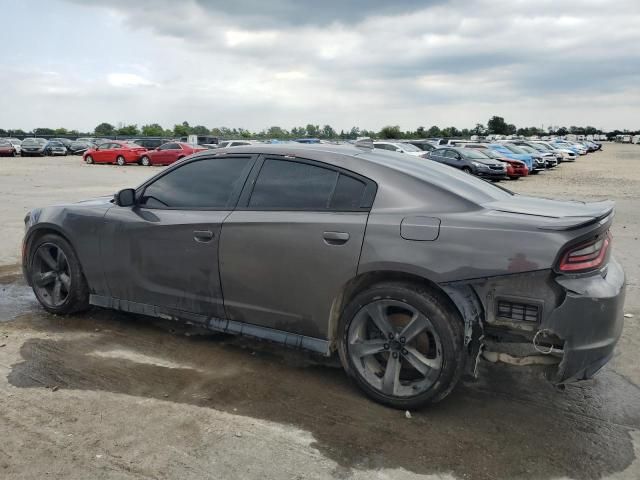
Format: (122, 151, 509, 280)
(102, 154, 256, 319)
(219, 156, 375, 339)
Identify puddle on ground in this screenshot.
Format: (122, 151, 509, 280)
(2, 274, 639, 480)
(0, 272, 39, 321)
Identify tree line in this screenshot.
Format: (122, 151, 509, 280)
(1, 117, 636, 140)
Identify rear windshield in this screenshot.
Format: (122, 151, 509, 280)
(362, 150, 514, 203)
(399, 143, 422, 152)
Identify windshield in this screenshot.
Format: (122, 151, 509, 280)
(501, 144, 527, 154)
(518, 146, 535, 153)
(473, 148, 501, 159)
(461, 148, 490, 159)
(399, 143, 422, 152)
(48, 141, 62, 147)
(22, 138, 47, 146)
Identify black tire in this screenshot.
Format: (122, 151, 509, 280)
(116, 156, 126, 166)
(461, 166, 472, 174)
(338, 281, 465, 409)
(27, 233, 90, 315)
(85, 155, 94, 164)
(140, 155, 151, 166)
(510, 176, 520, 180)
(531, 170, 540, 175)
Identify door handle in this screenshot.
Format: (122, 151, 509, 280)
(323, 231, 350, 245)
(194, 230, 214, 243)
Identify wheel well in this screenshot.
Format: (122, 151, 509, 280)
(327, 270, 463, 350)
(26, 227, 74, 265)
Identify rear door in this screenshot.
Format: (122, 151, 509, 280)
(219, 155, 376, 339)
(102, 154, 256, 319)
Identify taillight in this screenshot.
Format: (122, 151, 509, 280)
(558, 231, 611, 272)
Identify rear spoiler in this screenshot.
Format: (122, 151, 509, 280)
(537, 203, 614, 231)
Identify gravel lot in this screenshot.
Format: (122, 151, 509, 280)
(0, 144, 639, 480)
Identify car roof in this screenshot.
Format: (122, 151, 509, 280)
(185, 143, 512, 208)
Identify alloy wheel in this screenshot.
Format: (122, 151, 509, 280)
(347, 300, 443, 398)
(31, 243, 71, 308)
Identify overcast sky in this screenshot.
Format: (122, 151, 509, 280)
(1, 0, 639, 132)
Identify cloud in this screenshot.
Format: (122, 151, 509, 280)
(107, 73, 156, 88)
(2, 0, 640, 131)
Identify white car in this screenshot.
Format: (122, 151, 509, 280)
(373, 141, 427, 157)
(217, 140, 254, 148)
(6, 138, 22, 155)
(531, 141, 577, 162)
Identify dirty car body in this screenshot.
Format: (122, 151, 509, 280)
(22, 144, 626, 408)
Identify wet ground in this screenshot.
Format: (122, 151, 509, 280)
(1, 145, 640, 479)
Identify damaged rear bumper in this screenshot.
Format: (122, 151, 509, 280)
(545, 256, 626, 383)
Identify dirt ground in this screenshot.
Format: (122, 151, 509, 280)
(1, 144, 639, 480)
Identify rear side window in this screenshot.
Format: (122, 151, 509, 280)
(330, 174, 366, 209)
(141, 157, 251, 209)
(249, 159, 337, 209)
(248, 159, 370, 211)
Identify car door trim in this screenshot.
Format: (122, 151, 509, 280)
(89, 294, 330, 355)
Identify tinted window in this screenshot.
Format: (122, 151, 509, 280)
(432, 149, 446, 156)
(163, 143, 180, 150)
(443, 150, 459, 158)
(142, 157, 250, 209)
(330, 174, 366, 209)
(249, 159, 338, 210)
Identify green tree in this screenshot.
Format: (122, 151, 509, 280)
(94, 123, 115, 136)
(267, 126, 287, 138)
(379, 125, 402, 139)
(191, 125, 210, 135)
(116, 124, 139, 136)
(472, 123, 486, 135)
(415, 126, 426, 137)
(487, 116, 508, 135)
(348, 127, 361, 139)
(34, 127, 55, 135)
(426, 125, 441, 137)
(54, 127, 68, 135)
(173, 121, 192, 137)
(556, 127, 568, 136)
(320, 124, 336, 139)
(141, 123, 165, 136)
(305, 124, 320, 137)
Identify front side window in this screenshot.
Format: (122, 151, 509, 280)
(141, 157, 251, 209)
(248, 159, 368, 211)
(99, 143, 113, 150)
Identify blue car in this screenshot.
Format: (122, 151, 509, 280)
(486, 143, 535, 170)
(295, 138, 320, 144)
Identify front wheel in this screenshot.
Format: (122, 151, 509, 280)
(85, 155, 94, 164)
(461, 166, 472, 174)
(116, 156, 126, 166)
(27, 233, 90, 315)
(338, 282, 465, 409)
(531, 170, 540, 175)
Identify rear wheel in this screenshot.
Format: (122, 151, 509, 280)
(140, 156, 151, 166)
(85, 155, 94, 164)
(116, 156, 126, 166)
(338, 282, 465, 409)
(28, 233, 90, 315)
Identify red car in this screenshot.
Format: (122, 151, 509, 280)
(0, 140, 18, 156)
(503, 158, 529, 179)
(83, 141, 147, 165)
(139, 142, 207, 166)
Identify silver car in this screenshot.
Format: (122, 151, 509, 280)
(22, 143, 625, 408)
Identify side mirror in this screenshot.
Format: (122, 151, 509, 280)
(115, 188, 136, 207)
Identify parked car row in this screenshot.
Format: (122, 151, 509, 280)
(367, 137, 602, 182)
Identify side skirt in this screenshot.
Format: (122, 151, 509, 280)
(90, 294, 330, 356)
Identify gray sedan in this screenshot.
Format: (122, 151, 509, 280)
(22, 143, 625, 409)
